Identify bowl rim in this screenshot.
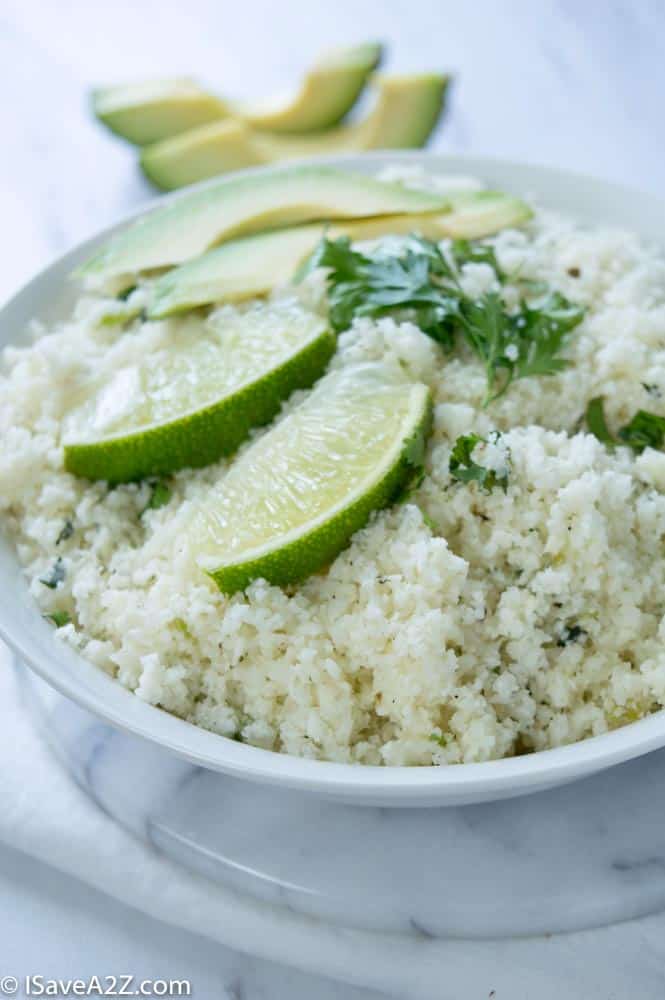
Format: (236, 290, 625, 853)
(4, 148, 665, 803)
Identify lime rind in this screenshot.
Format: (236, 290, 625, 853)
(64, 320, 335, 483)
(192, 366, 433, 593)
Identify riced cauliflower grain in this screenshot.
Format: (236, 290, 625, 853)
(3, 169, 665, 766)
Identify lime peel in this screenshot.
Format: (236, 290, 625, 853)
(188, 364, 433, 593)
(63, 302, 335, 483)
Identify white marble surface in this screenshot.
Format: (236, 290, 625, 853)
(0, 846, 380, 1000)
(22, 663, 665, 941)
(2, 1, 665, 997)
(6, 657, 665, 1000)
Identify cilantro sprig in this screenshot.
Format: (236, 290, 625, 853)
(307, 235, 584, 404)
(585, 396, 665, 453)
(305, 235, 460, 347)
(449, 432, 509, 492)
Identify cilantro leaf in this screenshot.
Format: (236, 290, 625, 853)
(450, 238, 501, 275)
(456, 291, 582, 403)
(449, 432, 509, 492)
(393, 407, 431, 504)
(306, 235, 584, 404)
(585, 397, 615, 446)
(310, 235, 460, 344)
(618, 410, 665, 453)
(585, 397, 665, 454)
(513, 292, 583, 379)
(40, 557, 65, 589)
(457, 293, 515, 402)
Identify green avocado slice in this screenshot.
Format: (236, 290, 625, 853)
(147, 192, 532, 318)
(240, 42, 382, 134)
(76, 165, 450, 281)
(140, 74, 450, 190)
(92, 78, 230, 146)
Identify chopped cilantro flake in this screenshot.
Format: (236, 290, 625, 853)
(449, 433, 509, 492)
(586, 396, 665, 454)
(140, 480, 172, 516)
(40, 558, 65, 589)
(44, 610, 72, 628)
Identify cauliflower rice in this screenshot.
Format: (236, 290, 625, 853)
(3, 169, 665, 766)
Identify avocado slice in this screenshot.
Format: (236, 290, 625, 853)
(434, 191, 533, 239)
(240, 42, 382, 134)
(77, 165, 450, 281)
(92, 78, 230, 146)
(140, 74, 449, 190)
(148, 192, 532, 318)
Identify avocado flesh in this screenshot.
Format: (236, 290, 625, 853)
(140, 74, 449, 190)
(148, 192, 532, 318)
(240, 42, 382, 134)
(431, 191, 533, 239)
(93, 78, 230, 145)
(77, 165, 450, 280)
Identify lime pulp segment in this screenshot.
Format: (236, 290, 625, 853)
(187, 363, 433, 593)
(63, 300, 334, 483)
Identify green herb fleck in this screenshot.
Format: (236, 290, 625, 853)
(430, 732, 447, 747)
(44, 610, 72, 628)
(449, 432, 509, 493)
(585, 397, 615, 446)
(140, 480, 172, 516)
(40, 557, 65, 589)
(557, 624, 587, 647)
(172, 617, 192, 639)
(394, 464, 426, 504)
(618, 410, 665, 454)
(56, 520, 74, 545)
(420, 510, 440, 534)
(450, 238, 501, 275)
(118, 284, 137, 301)
(586, 396, 665, 454)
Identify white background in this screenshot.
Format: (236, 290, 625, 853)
(1, 1, 664, 996)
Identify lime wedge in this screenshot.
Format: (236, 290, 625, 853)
(187, 363, 432, 593)
(63, 299, 335, 483)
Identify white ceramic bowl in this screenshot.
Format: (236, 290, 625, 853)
(3, 151, 665, 807)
